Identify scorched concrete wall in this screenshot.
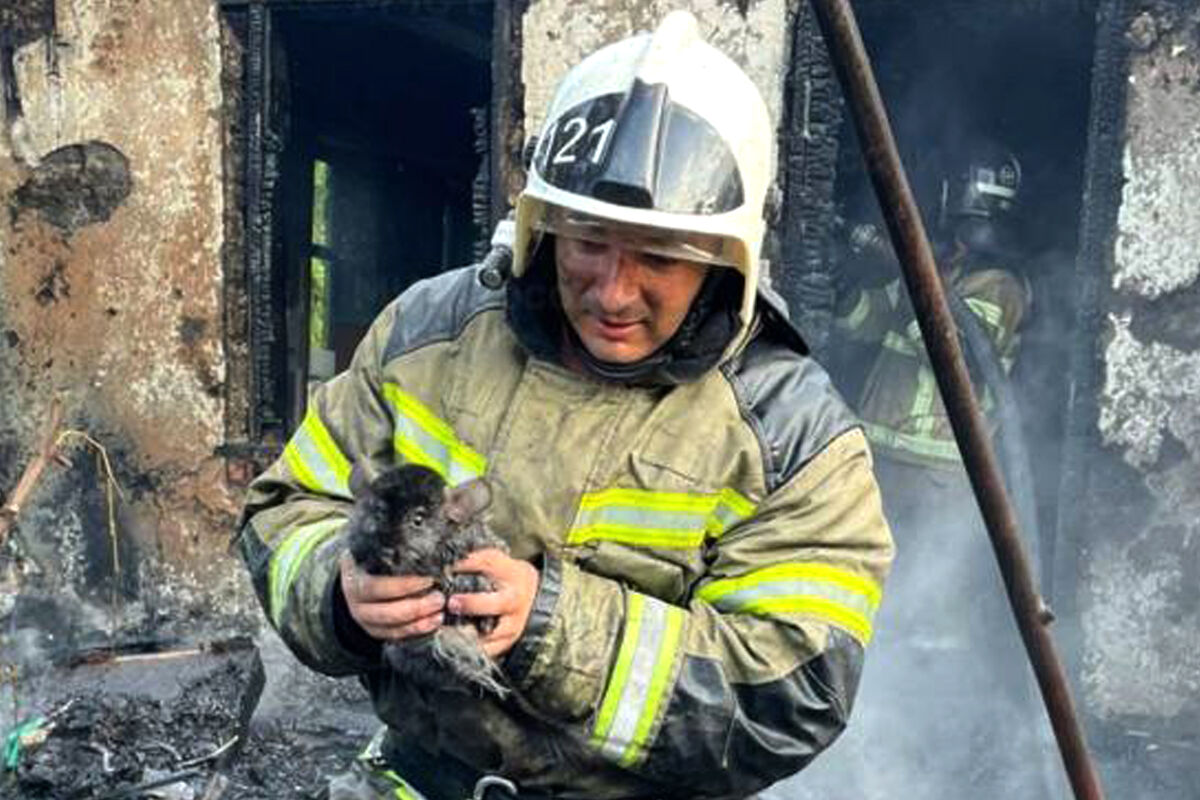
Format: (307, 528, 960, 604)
(1080, 1, 1200, 793)
(0, 0, 255, 655)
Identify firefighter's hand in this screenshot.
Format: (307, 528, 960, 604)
(338, 553, 446, 641)
(447, 549, 540, 658)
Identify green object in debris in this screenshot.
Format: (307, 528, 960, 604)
(3, 716, 47, 771)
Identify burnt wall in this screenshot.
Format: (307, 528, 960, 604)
(0, 0, 256, 665)
(521, 0, 794, 146)
(1079, 1, 1200, 793)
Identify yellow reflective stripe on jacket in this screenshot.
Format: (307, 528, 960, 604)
(268, 517, 344, 628)
(863, 421, 961, 463)
(965, 297, 1004, 333)
(882, 330, 919, 357)
(838, 290, 872, 331)
(380, 769, 429, 800)
(698, 563, 882, 644)
(284, 407, 353, 498)
(708, 487, 756, 534)
(382, 383, 487, 486)
(568, 487, 756, 549)
(911, 365, 939, 435)
(880, 331, 939, 435)
(591, 593, 686, 767)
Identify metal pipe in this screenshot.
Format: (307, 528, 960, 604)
(806, 2, 1106, 798)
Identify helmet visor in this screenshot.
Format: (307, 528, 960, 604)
(536, 205, 737, 267)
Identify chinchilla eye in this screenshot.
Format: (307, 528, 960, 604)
(409, 509, 426, 527)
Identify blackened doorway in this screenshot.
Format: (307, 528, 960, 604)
(278, 4, 493, 412)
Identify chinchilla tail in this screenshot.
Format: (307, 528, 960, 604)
(433, 625, 509, 697)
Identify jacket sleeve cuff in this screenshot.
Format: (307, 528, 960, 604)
(327, 570, 383, 662)
(502, 551, 562, 684)
(296, 536, 380, 674)
(506, 557, 626, 723)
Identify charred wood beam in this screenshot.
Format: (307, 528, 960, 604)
(244, 3, 283, 440)
(776, 3, 843, 359)
(1, 36, 20, 126)
(490, 0, 526, 230)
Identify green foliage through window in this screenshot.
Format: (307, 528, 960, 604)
(309, 159, 332, 356)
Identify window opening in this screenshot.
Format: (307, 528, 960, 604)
(229, 2, 496, 429)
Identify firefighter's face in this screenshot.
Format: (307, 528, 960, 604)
(555, 235, 709, 364)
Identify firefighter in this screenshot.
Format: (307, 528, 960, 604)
(816, 144, 1059, 798)
(834, 143, 1028, 470)
(237, 12, 893, 800)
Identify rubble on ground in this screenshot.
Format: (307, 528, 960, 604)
(1, 636, 377, 799)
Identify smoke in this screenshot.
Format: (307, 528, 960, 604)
(761, 485, 1071, 799)
(760, 247, 1081, 799)
(760, 3, 1099, 797)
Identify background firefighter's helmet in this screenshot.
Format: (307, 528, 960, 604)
(937, 142, 1023, 257)
(512, 11, 774, 343)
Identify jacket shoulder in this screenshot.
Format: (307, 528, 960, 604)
(721, 333, 860, 493)
(382, 265, 506, 363)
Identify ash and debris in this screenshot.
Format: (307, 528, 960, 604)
(1, 633, 378, 799)
(12, 710, 373, 800)
(13, 673, 247, 798)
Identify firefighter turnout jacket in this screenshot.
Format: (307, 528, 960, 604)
(835, 267, 1028, 470)
(238, 265, 894, 800)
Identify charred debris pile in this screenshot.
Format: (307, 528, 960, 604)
(1, 638, 376, 799)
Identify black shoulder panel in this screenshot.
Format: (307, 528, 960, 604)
(721, 332, 859, 493)
(756, 280, 810, 355)
(382, 265, 506, 364)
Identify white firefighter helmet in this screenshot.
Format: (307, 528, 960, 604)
(512, 11, 775, 339)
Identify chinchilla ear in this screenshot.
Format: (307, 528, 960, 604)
(444, 477, 492, 523)
(349, 462, 372, 498)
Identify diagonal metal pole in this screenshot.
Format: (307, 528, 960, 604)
(807, 1, 1106, 798)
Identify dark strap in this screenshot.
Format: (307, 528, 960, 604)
(945, 286, 1042, 581)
